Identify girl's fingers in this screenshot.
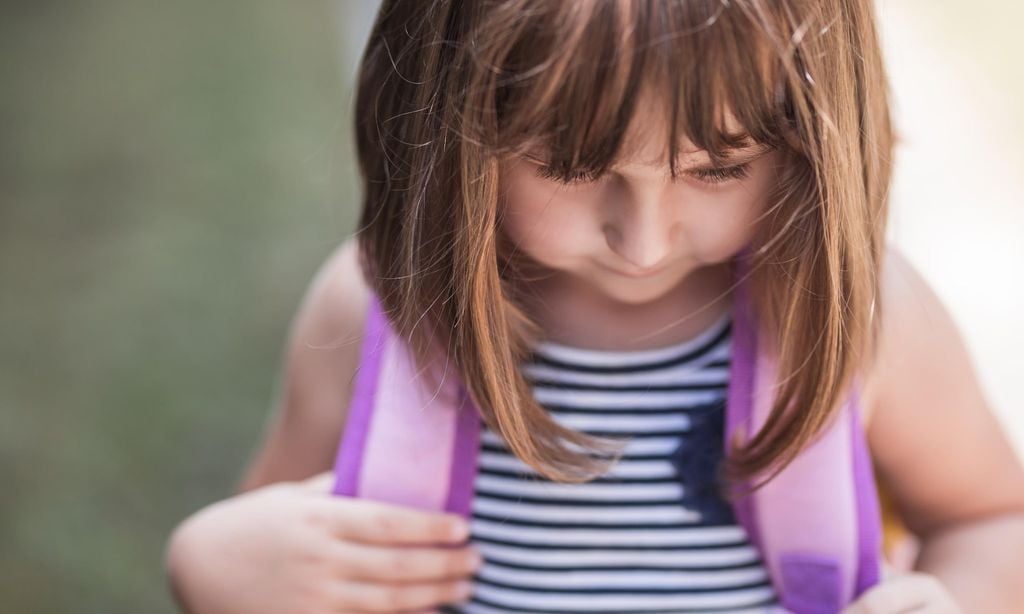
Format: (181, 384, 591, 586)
(333, 541, 482, 583)
(881, 557, 896, 581)
(313, 496, 470, 546)
(345, 608, 442, 614)
(327, 540, 482, 583)
(841, 578, 923, 613)
(329, 577, 474, 612)
(841, 572, 958, 614)
(298, 470, 337, 493)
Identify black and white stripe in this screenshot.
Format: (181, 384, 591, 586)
(444, 311, 783, 613)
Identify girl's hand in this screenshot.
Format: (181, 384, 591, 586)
(839, 562, 962, 614)
(165, 471, 481, 613)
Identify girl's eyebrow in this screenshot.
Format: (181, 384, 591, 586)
(699, 143, 774, 166)
(677, 139, 773, 164)
(620, 145, 772, 178)
(523, 142, 771, 171)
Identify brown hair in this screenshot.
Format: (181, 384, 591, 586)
(351, 0, 893, 495)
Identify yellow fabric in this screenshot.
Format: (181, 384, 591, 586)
(875, 466, 909, 559)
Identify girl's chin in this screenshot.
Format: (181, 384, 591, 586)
(588, 274, 684, 307)
(525, 260, 689, 307)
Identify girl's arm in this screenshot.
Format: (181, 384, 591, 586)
(166, 237, 482, 612)
(860, 244, 1024, 612)
(235, 236, 371, 493)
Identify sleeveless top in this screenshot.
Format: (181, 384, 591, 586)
(441, 310, 786, 613)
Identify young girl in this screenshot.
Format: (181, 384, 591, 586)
(165, 0, 1024, 612)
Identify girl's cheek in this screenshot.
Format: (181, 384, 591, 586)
(500, 195, 593, 266)
(677, 188, 767, 263)
(499, 165, 598, 262)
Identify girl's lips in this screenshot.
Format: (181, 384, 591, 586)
(604, 262, 671, 278)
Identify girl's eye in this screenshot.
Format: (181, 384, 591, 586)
(533, 164, 601, 186)
(531, 160, 753, 186)
(689, 163, 752, 184)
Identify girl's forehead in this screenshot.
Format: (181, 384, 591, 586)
(618, 95, 751, 162)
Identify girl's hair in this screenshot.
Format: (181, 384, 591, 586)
(351, 0, 893, 495)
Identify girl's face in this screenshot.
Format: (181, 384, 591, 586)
(498, 99, 781, 308)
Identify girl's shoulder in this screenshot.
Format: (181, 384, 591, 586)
(237, 236, 372, 490)
(857, 242, 1024, 536)
(857, 242, 963, 432)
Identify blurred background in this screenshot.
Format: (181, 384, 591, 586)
(1, 1, 1020, 611)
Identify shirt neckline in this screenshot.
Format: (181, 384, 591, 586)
(530, 309, 732, 366)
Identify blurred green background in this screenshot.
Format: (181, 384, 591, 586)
(1, 2, 360, 611)
(1, 1, 1021, 612)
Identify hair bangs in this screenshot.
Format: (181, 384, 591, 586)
(463, 0, 793, 182)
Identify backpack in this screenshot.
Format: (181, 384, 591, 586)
(330, 256, 883, 613)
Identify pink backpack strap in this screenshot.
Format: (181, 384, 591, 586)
(726, 252, 882, 612)
(331, 292, 481, 516)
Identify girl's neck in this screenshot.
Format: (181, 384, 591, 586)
(519, 262, 735, 352)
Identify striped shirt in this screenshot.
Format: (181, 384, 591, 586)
(442, 310, 783, 613)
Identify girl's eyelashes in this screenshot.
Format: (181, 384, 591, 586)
(690, 162, 753, 184)
(533, 164, 601, 185)
(531, 161, 753, 186)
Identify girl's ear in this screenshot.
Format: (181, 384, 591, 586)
(773, 102, 808, 157)
(778, 124, 807, 158)
(771, 78, 809, 157)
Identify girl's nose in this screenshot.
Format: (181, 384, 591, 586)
(603, 202, 679, 272)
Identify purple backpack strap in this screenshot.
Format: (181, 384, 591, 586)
(850, 379, 884, 597)
(332, 261, 882, 612)
(331, 291, 481, 517)
(725, 253, 882, 613)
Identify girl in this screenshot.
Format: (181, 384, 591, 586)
(165, 0, 1024, 612)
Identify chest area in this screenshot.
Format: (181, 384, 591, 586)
(454, 323, 783, 611)
(477, 315, 738, 520)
